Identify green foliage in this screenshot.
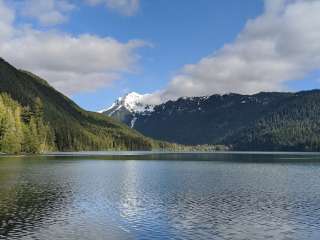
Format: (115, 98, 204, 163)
(230, 91, 320, 151)
(0, 58, 176, 153)
(0, 93, 53, 154)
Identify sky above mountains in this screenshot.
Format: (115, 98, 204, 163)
(0, 0, 320, 110)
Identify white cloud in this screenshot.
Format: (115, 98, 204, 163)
(0, 0, 145, 95)
(86, 0, 140, 16)
(0, 0, 14, 39)
(149, 0, 320, 103)
(19, 0, 140, 24)
(19, 0, 75, 26)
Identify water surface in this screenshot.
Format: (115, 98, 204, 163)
(1, 152, 320, 239)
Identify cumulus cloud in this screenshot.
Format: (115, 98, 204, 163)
(0, 0, 145, 95)
(0, 0, 14, 39)
(150, 0, 320, 103)
(86, 0, 140, 16)
(19, 0, 75, 26)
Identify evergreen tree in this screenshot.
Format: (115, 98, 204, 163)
(1, 109, 21, 154)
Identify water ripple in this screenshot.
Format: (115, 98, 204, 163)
(0, 154, 320, 239)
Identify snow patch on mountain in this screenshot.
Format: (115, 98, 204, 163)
(99, 92, 154, 116)
(130, 116, 138, 128)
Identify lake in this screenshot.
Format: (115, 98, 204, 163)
(1, 152, 320, 240)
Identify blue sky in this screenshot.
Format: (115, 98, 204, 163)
(71, 0, 264, 110)
(0, 0, 320, 111)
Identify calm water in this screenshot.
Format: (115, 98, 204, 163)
(1, 152, 320, 240)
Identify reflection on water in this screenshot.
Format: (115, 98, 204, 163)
(1, 153, 320, 239)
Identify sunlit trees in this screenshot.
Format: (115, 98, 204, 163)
(0, 94, 54, 154)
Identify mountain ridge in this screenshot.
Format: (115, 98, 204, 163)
(102, 90, 320, 151)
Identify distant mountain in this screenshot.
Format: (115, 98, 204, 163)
(0, 58, 171, 154)
(102, 90, 320, 151)
(100, 92, 154, 128)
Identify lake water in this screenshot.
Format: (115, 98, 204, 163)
(1, 152, 320, 240)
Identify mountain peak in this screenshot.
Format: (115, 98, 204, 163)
(120, 92, 145, 111)
(100, 92, 155, 128)
(124, 91, 142, 98)
(100, 92, 153, 114)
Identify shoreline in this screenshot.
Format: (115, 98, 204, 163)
(1, 150, 320, 158)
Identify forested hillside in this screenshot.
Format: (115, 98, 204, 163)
(133, 92, 292, 145)
(107, 90, 320, 151)
(0, 58, 169, 154)
(3, 55, 319, 153)
(0, 93, 54, 153)
(230, 90, 320, 151)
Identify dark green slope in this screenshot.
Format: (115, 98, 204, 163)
(134, 92, 292, 144)
(130, 90, 320, 151)
(0, 58, 160, 152)
(230, 90, 320, 151)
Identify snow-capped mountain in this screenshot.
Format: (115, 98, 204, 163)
(99, 90, 320, 151)
(100, 91, 318, 149)
(100, 92, 154, 128)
